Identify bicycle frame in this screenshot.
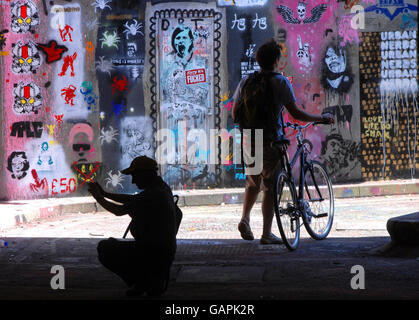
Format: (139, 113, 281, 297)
(278, 123, 325, 212)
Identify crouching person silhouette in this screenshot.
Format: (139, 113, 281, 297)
(87, 156, 178, 297)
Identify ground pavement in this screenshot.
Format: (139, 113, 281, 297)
(0, 194, 419, 300)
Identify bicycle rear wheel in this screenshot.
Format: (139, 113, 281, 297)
(302, 160, 334, 240)
(274, 171, 300, 250)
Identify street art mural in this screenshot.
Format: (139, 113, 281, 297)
(150, 8, 222, 189)
(359, 31, 418, 180)
(0, 0, 417, 200)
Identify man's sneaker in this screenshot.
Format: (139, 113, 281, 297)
(238, 220, 254, 241)
(260, 233, 283, 245)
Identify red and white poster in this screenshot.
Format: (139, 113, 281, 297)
(185, 68, 206, 85)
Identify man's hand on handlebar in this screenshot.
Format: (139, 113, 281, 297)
(321, 112, 334, 124)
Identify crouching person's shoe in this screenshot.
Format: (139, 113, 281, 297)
(126, 284, 147, 297)
(147, 278, 168, 297)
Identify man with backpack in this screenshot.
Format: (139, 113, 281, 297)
(87, 156, 181, 297)
(232, 39, 334, 244)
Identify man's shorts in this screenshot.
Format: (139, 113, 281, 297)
(244, 140, 283, 193)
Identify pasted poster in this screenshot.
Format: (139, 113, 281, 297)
(158, 17, 215, 189)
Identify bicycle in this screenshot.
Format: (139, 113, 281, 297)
(272, 122, 334, 251)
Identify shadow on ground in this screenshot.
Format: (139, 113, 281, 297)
(0, 236, 418, 300)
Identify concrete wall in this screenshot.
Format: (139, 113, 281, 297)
(0, 0, 417, 200)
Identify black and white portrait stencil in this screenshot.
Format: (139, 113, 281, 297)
(7, 151, 30, 180)
(320, 44, 353, 93)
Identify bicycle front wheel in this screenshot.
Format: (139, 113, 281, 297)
(302, 160, 334, 240)
(274, 171, 300, 251)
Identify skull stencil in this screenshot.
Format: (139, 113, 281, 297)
(10, 0, 40, 34)
(13, 81, 43, 114)
(297, 2, 307, 20)
(12, 40, 41, 73)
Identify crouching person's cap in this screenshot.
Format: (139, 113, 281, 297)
(121, 156, 158, 174)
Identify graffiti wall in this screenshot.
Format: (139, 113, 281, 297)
(0, 0, 417, 200)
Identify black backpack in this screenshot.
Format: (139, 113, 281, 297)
(234, 71, 277, 131)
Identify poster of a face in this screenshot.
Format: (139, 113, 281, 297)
(321, 45, 353, 93)
(158, 17, 214, 186)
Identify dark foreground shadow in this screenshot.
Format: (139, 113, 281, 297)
(1, 236, 418, 300)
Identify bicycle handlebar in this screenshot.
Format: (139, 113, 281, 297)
(284, 121, 322, 130)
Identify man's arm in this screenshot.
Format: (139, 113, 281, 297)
(92, 182, 136, 203)
(94, 196, 131, 216)
(102, 191, 137, 204)
(284, 100, 332, 123)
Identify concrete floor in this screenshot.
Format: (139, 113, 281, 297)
(1, 194, 419, 300)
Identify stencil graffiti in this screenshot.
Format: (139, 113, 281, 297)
(123, 19, 143, 39)
(321, 133, 361, 181)
(10, 0, 40, 34)
(13, 81, 43, 114)
(61, 85, 76, 106)
(58, 52, 77, 77)
(58, 24, 73, 42)
(36, 142, 55, 171)
(320, 44, 353, 93)
(80, 81, 98, 111)
(36, 40, 68, 63)
(95, 56, 115, 76)
(296, 35, 313, 68)
(7, 151, 30, 180)
(100, 30, 120, 49)
(120, 117, 153, 170)
(12, 40, 41, 73)
(91, 0, 112, 12)
(276, 1, 328, 24)
(112, 75, 129, 94)
(69, 123, 96, 164)
(100, 126, 119, 144)
(10, 121, 43, 138)
(105, 170, 124, 189)
(29, 169, 48, 193)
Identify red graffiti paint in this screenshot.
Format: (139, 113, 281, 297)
(73, 161, 100, 187)
(58, 52, 77, 77)
(29, 169, 48, 193)
(61, 85, 77, 105)
(54, 114, 64, 127)
(51, 178, 77, 195)
(112, 75, 129, 94)
(37, 40, 68, 63)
